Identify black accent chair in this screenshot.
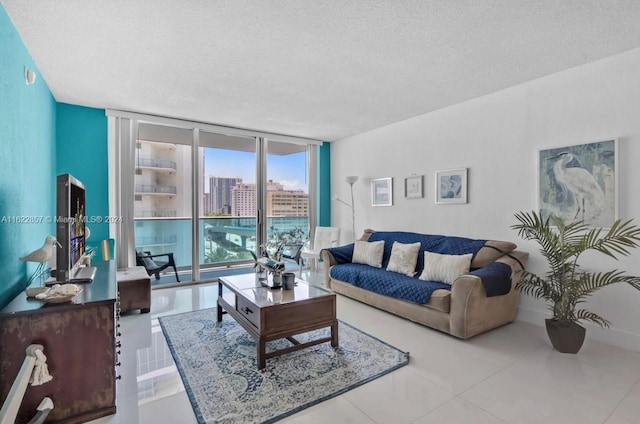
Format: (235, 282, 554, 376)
(136, 251, 180, 282)
(281, 243, 304, 269)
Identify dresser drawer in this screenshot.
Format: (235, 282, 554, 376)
(236, 296, 260, 329)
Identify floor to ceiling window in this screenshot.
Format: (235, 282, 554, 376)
(264, 140, 310, 259)
(134, 125, 193, 270)
(108, 111, 320, 283)
(200, 130, 257, 270)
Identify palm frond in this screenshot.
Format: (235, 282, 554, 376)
(512, 211, 640, 326)
(574, 309, 610, 328)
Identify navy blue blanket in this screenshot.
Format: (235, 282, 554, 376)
(324, 232, 511, 303)
(367, 231, 487, 272)
(322, 244, 354, 264)
(330, 264, 451, 305)
(469, 262, 513, 297)
(323, 231, 487, 277)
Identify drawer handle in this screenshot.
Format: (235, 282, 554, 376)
(241, 307, 253, 315)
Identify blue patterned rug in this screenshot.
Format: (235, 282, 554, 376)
(159, 308, 409, 423)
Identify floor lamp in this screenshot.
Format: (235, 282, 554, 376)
(335, 176, 358, 240)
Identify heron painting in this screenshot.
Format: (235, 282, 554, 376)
(539, 139, 617, 227)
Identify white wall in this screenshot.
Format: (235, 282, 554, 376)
(331, 47, 640, 351)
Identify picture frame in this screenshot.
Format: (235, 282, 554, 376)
(538, 139, 617, 227)
(371, 177, 393, 206)
(435, 168, 467, 204)
(404, 175, 423, 198)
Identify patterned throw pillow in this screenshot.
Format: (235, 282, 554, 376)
(386, 241, 421, 276)
(419, 251, 472, 284)
(352, 240, 385, 268)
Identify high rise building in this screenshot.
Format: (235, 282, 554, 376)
(209, 176, 242, 215)
(231, 183, 257, 217)
(231, 180, 308, 217)
(267, 189, 309, 217)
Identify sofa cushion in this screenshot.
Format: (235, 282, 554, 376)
(427, 289, 451, 313)
(367, 231, 486, 273)
(386, 241, 421, 276)
(360, 230, 515, 271)
(352, 240, 384, 268)
(419, 251, 472, 284)
(471, 240, 517, 268)
(330, 263, 451, 304)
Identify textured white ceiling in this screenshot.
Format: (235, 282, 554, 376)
(3, 0, 640, 141)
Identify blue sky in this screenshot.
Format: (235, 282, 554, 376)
(204, 148, 307, 191)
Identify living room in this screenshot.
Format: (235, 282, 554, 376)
(2, 2, 640, 424)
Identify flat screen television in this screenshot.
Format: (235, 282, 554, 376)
(56, 173, 87, 282)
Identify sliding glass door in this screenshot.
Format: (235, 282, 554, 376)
(108, 110, 320, 283)
(134, 124, 193, 272)
(200, 131, 257, 270)
(264, 140, 311, 256)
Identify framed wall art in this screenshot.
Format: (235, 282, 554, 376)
(371, 177, 393, 206)
(538, 139, 617, 227)
(435, 168, 467, 204)
(404, 175, 423, 199)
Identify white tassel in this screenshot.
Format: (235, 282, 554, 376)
(29, 349, 53, 386)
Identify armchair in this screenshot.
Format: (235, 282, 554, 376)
(136, 251, 180, 282)
(299, 226, 340, 274)
(281, 243, 304, 271)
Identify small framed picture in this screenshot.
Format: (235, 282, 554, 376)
(404, 175, 423, 199)
(435, 168, 467, 204)
(371, 177, 393, 206)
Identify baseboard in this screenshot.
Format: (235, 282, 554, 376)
(516, 306, 640, 352)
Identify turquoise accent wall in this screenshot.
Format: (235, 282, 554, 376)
(56, 103, 109, 243)
(0, 6, 57, 309)
(318, 142, 331, 226)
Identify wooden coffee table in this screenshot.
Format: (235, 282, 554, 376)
(217, 273, 338, 369)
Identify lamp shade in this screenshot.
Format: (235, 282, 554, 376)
(345, 176, 358, 185)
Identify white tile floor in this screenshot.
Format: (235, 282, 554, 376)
(90, 272, 640, 424)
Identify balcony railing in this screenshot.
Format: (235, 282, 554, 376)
(135, 210, 177, 218)
(133, 216, 309, 274)
(136, 234, 179, 246)
(135, 184, 177, 194)
(137, 157, 177, 170)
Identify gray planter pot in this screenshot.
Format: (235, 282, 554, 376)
(545, 319, 586, 353)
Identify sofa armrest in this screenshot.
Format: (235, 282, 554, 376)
(323, 244, 354, 264)
(321, 244, 355, 288)
(449, 250, 529, 339)
(320, 249, 336, 287)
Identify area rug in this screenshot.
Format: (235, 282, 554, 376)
(159, 308, 409, 424)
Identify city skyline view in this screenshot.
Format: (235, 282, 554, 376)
(203, 148, 308, 192)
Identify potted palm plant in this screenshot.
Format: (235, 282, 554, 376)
(512, 211, 640, 353)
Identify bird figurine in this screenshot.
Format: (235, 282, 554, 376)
(19, 235, 60, 285)
(20, 235, 59, 263)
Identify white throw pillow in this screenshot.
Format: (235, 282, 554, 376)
(352, 240, 384, 268)
(419, 251, 472, 284)
(386, 241, 421, 276)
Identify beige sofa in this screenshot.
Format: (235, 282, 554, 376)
(321, 229, 528, 339)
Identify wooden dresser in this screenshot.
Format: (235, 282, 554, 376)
(0, 260, 119, 424)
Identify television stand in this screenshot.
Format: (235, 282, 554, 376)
(0, 260, 118, 424)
